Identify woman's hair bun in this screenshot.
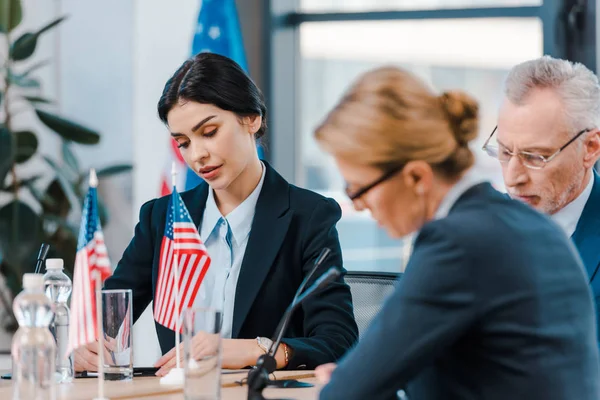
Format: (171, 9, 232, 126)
(439, 90, 479, 146)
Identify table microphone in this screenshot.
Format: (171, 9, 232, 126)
(33, 243, 50, 274)
(247, 266, 342, 400)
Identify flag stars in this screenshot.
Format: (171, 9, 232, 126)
(208, 26, 221, 40)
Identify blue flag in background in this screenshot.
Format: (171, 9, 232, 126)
(180, 0, 262, 190)
(192, 0, 248, 71)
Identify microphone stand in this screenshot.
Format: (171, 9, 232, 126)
(246, 267, 341, 400)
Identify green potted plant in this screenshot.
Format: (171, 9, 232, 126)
(0, 0, 132, 331)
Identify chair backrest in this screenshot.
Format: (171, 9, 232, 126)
(345, 271, 401, 338)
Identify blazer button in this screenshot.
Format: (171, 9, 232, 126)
(297, 364, 306, 370)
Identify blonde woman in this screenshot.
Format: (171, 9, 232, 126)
(315, 67, 600, 400)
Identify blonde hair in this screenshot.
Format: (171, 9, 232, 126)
(315, 67, 479, 180)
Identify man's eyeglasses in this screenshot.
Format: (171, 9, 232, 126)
(346, 166, 404, 201)
(482, 126, 589, 170)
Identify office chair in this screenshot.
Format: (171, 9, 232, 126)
(345, 271, 401, 338)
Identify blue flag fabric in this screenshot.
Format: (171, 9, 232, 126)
(192, 0, 248, 72)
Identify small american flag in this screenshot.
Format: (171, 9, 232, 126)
(154, 189, 211, 332)
(67, 180, 112, 355)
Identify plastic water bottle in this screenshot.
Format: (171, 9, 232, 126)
(11, 273, 56, 400)
(43, 258, 74, 383)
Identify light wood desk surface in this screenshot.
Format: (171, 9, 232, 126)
(0, 370, 321, 399)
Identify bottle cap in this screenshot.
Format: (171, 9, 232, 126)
(22, 274, 45, 290)
(45, 258, 64, 270)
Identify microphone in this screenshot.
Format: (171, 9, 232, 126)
(34, 243, 50, 274)
(247, 265, 342, 400)
(268, 267, 340, 358)
(293, 248, 331, 303)
(261, 247, 332, 365)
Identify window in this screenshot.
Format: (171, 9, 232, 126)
(269, 1, 594, 272)
(300, 0, 542, 13)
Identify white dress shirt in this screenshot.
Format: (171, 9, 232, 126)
(434, 168, 489, 220)
(401, 168, 488, 270)
(194, 163, 266, 338)
(551, 173, 594, 238)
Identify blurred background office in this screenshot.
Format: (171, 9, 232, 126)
(0, 0, 597, 367)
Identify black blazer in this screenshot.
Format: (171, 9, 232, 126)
(104, 162, 358, 369)
(320, 183, 600, 400)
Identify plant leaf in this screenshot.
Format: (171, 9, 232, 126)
(43, 157, 81, 220)
(16, 174, 42, 188)
(37, 15, 67, 36)
(0, 201, 43, 277)
(10, 32, 36, 61)
(42, 214, 77, 238)
(96, 195, 109, 226)
(35, 109, 100, 145)
(8, 70, 40, 88)
(23, 178, 57, 210)
(95, 164, 133, 178)
(0, 127, 13, 189)
(24, 96, 52, 104)
(21, 59, 50, 77)
(61, 141, 79, 179)
(14, 130, 37, 163)
(0, 0, 23, 33)
(10, 16, 67, 61)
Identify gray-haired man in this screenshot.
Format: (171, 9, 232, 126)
(484, 55, 600, 345)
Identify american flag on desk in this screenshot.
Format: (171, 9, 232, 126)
(67, 171, 112, 355)
(154, 189, 211, 332)
(159, 0, 258, 196)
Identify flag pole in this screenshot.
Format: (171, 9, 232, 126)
(95, 272, 107, 399)
(159, 162, 184, 385)
(172, 162, 182, 370)
(90, 169, 108, 400)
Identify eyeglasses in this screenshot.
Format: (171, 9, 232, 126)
(345, 166, 404, 201)
(482, 126, 589, 170)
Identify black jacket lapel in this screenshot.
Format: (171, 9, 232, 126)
(232, 162, 292, 338)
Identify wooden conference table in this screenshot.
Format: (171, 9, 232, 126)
(0, 370, 321, 399)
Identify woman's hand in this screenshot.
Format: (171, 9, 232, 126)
(73, 340, 114, 372)
(154, 335, 263, 376)
(315, 363, 337, 384)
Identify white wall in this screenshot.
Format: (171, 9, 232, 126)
(131, 0, 200, 366)
(57, 0, 135, 266)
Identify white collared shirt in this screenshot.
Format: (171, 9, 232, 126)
(400, 168, 488, 271)
(194, 162, 266, 338)
(551, 173, 594, 238)
(434, 168, 489, 220)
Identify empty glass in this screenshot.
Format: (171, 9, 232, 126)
(101, 289, 133, 381)
(183, 308, 222, 400)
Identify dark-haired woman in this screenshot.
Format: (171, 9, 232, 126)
(75, 53, 358, 375)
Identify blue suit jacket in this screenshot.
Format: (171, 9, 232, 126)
(320, 183, 600, 400)
(104, 162, 358, 369)
(572, 171, 600, 345)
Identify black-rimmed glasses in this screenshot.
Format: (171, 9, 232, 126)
(346, 166, 404, 201)
(482, 126, 589, 170)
